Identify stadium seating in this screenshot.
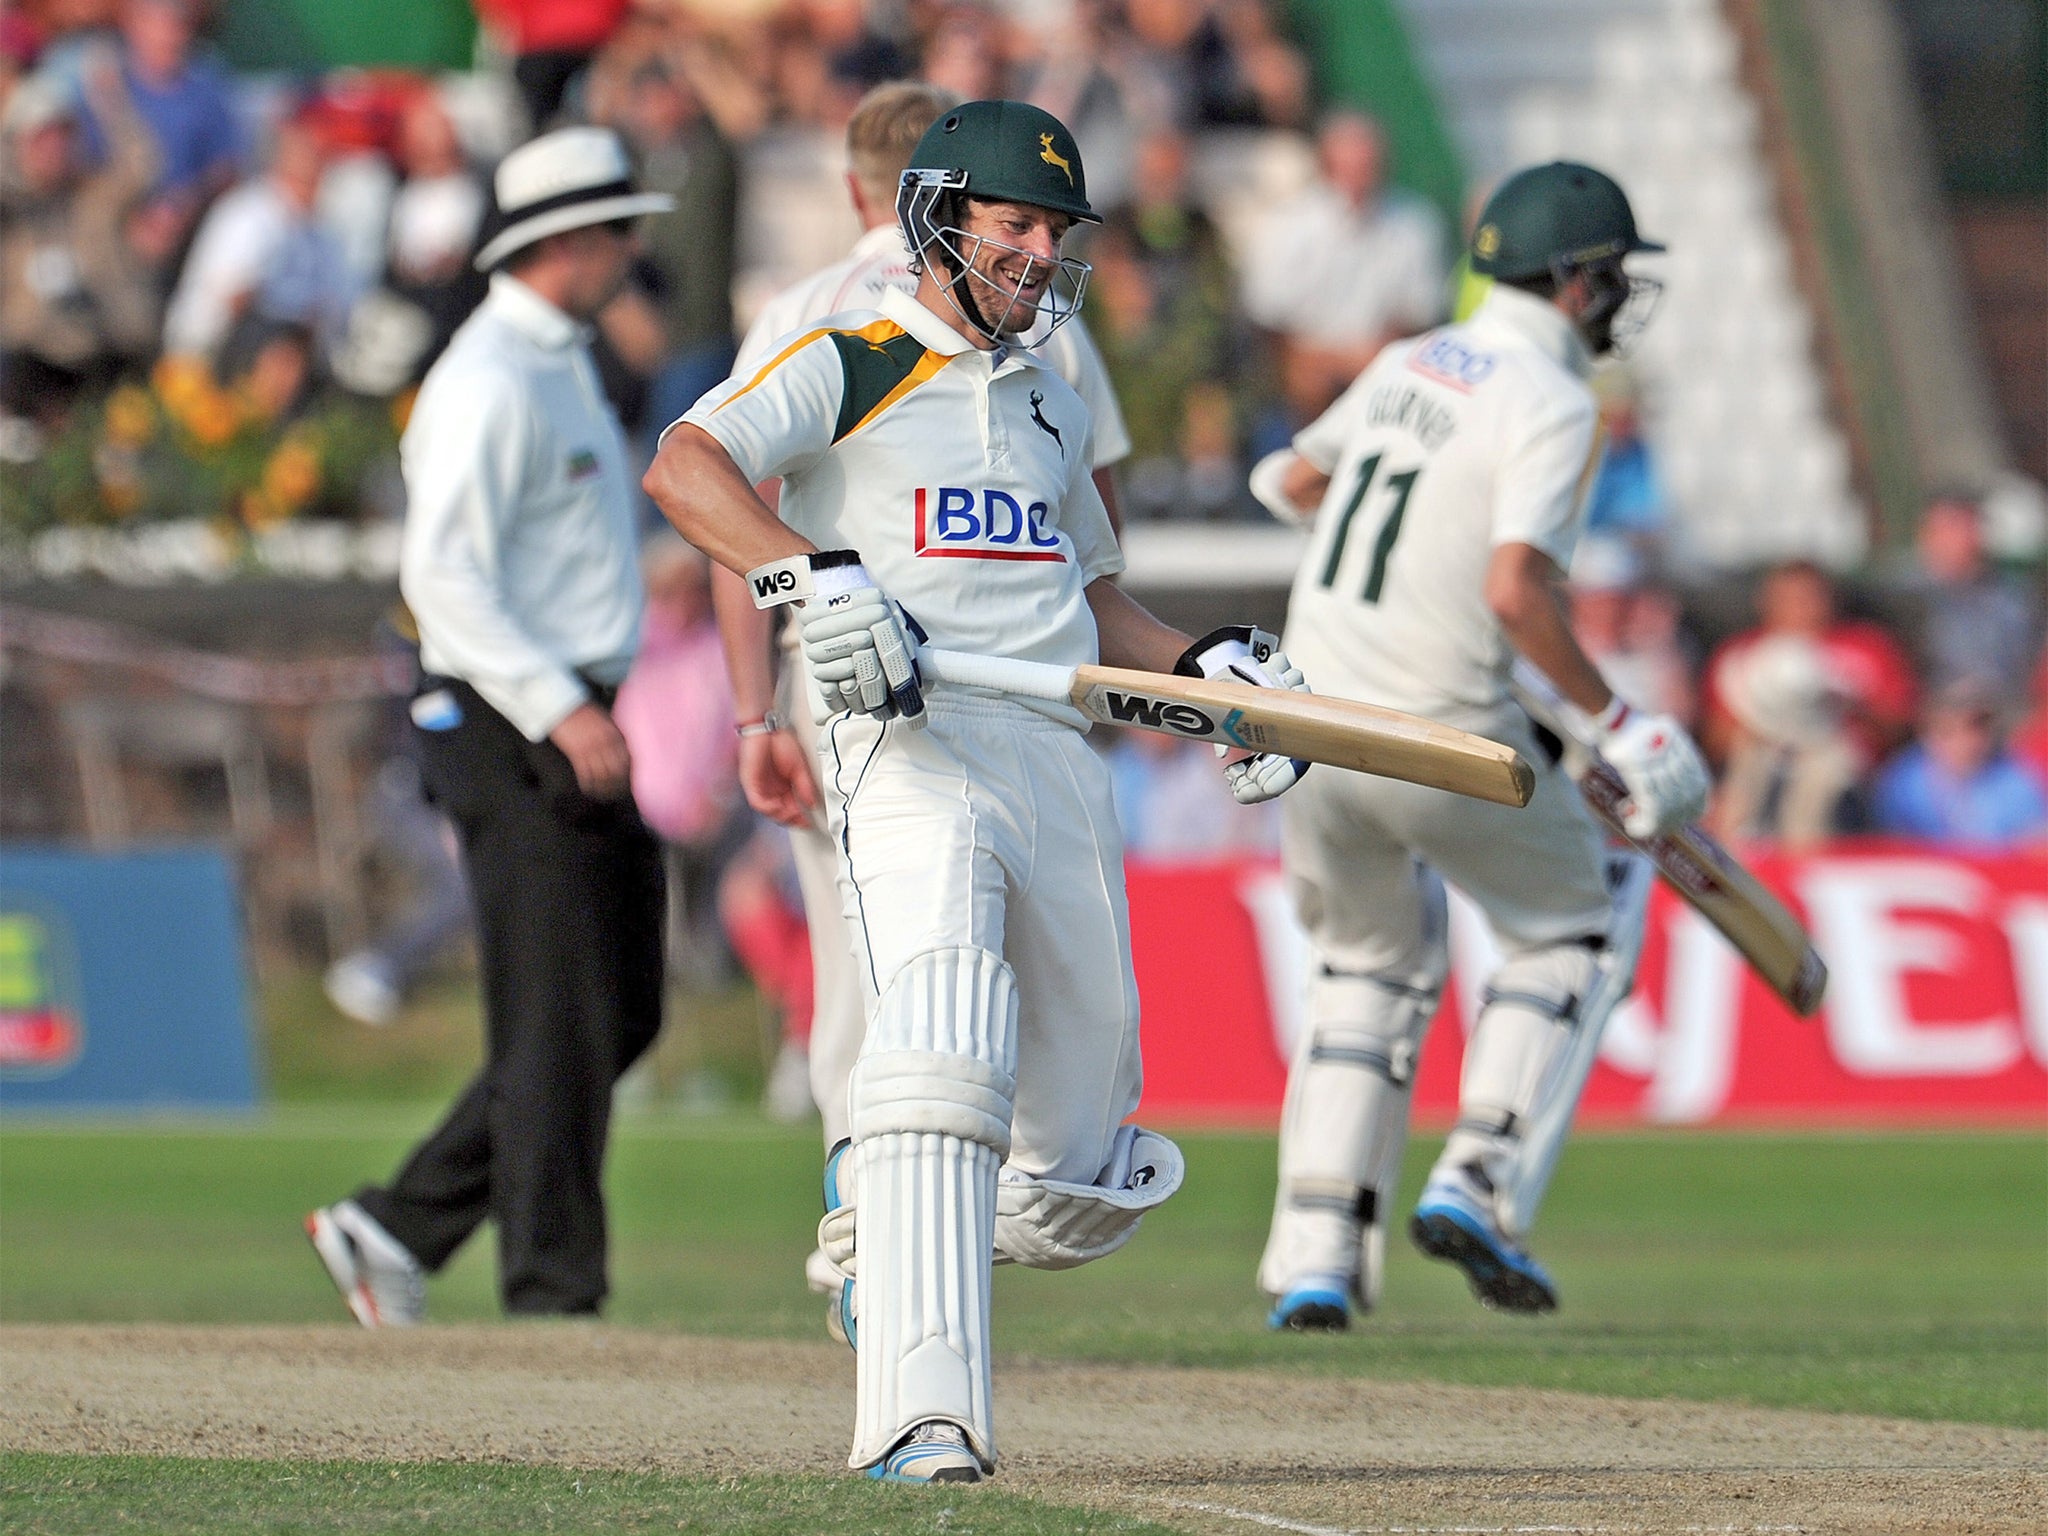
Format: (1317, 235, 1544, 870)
(1395, 0, 1868, 569)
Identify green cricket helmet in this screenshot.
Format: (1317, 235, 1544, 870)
(1470, 161, 1665, 354)
(897, 99, 1096, 343)
(1469, 161, 1663, 281)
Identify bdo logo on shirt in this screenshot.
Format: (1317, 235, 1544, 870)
(912, 486, 1067, 562)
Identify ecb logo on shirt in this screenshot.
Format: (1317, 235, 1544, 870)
(912, 486, 1067, 562)
(1409, 333, 1498, 393)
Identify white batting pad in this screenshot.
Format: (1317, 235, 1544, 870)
(1498, 852, 1652, 1236)
(1434, 854, 1648, 1241)
(1258, 963, 1442, 1308)
(847, 945, 1018, 1471)
(995, 1124, 1185, 1269)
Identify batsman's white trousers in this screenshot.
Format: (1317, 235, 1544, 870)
(820, 688, 1144, 1184)
(1281, 699, 1610, 969)
(779, 630, 866, 1151)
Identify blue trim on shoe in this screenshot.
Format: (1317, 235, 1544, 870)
(865, 1425, 984, 1484)
(1410, 1197, 1558, 1314)
(1267, 1285, 1349, 1331)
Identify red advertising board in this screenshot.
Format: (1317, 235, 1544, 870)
(1127, 843, 2048, 1127)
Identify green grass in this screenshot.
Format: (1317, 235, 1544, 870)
(2, 1113, 2043, 1427)
(0, 1451, 1183, 1535)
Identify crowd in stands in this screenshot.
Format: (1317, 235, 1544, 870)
(3, 0, 2043, 900)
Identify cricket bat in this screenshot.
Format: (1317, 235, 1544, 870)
(918, 648, 1536, 808)
(1511, 661, 1828, 1015)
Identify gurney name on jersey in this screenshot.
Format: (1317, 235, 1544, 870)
(913, 486, 1067, 562)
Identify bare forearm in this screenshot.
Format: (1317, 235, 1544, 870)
(1486, 543, 1612, 714)
(712, 563, 781, 720)
(643, 425, 812, 575)
(1087, 579, 1191, 674)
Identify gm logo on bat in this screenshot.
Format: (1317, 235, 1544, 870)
(1093, 688, 1272, 750)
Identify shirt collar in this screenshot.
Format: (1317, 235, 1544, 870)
(875, 281, 1052, 372)
(487, 272, 589, 350)
(852, 222, 907, 261)
(878, 283, 979, 357)
(1471, 282, 1593, 378)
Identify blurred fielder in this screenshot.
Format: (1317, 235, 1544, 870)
(1249, 162, 1709, 1327)
(706, 81, 1131, 1332)
(646, 100, 1305, 1484)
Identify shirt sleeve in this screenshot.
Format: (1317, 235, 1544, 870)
(399, 361, 588, 741)
(1290, 358, 1383, 474)
(160, 192, 273, 357)
(1062, 412, 1124, 582)
(1039, 317, 1132, 468)
(1491, 379, 1600, 565)
(681, 327, 843, 485)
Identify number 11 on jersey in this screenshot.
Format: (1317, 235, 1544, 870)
(1318, 454, 1419, 604)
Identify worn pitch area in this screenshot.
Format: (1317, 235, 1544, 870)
(3, 1325, 2040, 1535)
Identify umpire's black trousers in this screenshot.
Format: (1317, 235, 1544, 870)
(356, 677, 665, 1314)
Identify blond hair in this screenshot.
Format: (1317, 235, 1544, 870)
(847, 81, 961, 202)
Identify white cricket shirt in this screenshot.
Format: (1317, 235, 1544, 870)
(400, 273, 644, 741)
(683, 284, 1121, 728)
(732, 223, 1132, 470)
(1280, 283, 1602, 716)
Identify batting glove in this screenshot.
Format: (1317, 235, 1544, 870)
(774, 551, 924, 724)
(1175, 624, 1312, 805)
(1594, 697, 1709, 838)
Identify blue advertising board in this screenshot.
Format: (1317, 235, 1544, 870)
(0, 846, 260, 1110)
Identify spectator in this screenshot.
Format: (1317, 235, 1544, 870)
(1904, 491, 2042, 698)
(1703, 560, 1916, 770)
(1086, 219, 1236, 519)
(1568, 536, 1694, 724)
(161, 110, 361, 364)
(1710, 632, 1867, 849)
(383, 90, 489, 374)
(1021, 0, 1138, 213)
(1240, 111, 1447, 432)
(472, 0, 633, 134)
(0, 61, 160, 426)
(919, 2, 1008, 103)
(323, 728, 472, 1027)
(594, 27, 746, 443)
(78, 0, 239, 259)
(1121, 0, 1308, 132)
(1873, 679, 2048, 847)
(1583, 368, 1668, 548)
(612, 529, 750, 987)
(1107, 729, 1279, 858)
(2012, 645, 2048, 785)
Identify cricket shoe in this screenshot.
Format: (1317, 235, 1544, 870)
(822, 1140, 856, 1349)
(866, 1420, 986, 1484)
(305, 1199, 425, 1327)
(1409, 1176, 1557, 1315)
(1267, 1273, 1351, 1332)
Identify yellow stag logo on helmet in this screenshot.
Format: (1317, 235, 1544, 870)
(1039, 132, 1074, 186)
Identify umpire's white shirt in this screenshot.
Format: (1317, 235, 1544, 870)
(401, 273, 644, 741)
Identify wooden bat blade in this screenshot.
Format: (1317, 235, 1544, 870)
(1576, 756, 1828, 1015)
(1071, 665, 1536, 807)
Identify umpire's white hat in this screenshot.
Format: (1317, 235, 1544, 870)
(473, 126, 674, 271)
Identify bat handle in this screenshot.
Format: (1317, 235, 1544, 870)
(919, 647, 1079, 704)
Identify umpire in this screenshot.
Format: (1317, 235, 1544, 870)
(307, 127, 674, 1323)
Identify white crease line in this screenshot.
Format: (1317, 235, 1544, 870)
(1168, 1503, 1358, 1536)
(1163, 1508, 1813, 1536)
